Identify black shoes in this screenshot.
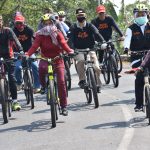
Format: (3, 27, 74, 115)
(134, 105, 143, 112)
(97, 86, 101, 93)
(78, 80, 86, 89)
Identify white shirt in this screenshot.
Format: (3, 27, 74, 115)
(124, 23, 146, 49)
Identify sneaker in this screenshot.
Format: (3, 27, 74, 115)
(40, 87, 45, 95)
(134, 105, 143, 112)
(78, 80, 86, 89)
(118, 74, 122, 78)
(33, 88, 41, 94)
(61, 107, 68, 116)
(12, 101, 21, 111)
(17, 84, 22, 91)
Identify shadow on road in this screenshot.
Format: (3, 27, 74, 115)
(32, 109, 50, 114)
(0, 119, 65, 133)
(123, 90, 135, 94)
(101, 99, 134, 107)
(68, 102, 95, 112)
(85, 116, 149, 130)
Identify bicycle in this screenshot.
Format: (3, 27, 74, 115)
(74, 49, 99, 108)
(0, 58, 12, 124)
(37, 54, 68, 128)
(99, 40, 120, 87)
(14, 53, 34, 109)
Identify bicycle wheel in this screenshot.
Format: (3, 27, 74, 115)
(24, 70, 34, 109)
(114, 49, 122, 73)
(110, 55, 119, 88)
(88, 68, 99, 108)
(0, 79, 8, 123)
(5, 80, 11, 117)
(65, 61, 71, 90)
(145, 86, 150, 124)
(48, 79, 57, 128)
(102, 58, 110, 84)
(85, 70, 92, 104)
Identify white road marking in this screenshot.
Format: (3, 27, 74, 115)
(103, 92, 134, 150)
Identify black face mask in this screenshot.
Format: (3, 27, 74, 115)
(77, 17, 86, 23)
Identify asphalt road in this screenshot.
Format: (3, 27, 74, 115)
(0, 63, 150, 150)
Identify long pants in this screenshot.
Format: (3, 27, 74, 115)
(15, 59, 40, 89)
(39, 59, 67, 108)
(75, 51, 101, 87)
(5, 61, 17, 99)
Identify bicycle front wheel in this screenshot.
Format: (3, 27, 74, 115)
(110, 55, 119, 88)
(24, 70, 34, 109)
(48, 79, 57, 128)
(0, 79, 8, 124)
(145, 86, 150, 125)
(88, 68, 99, 108)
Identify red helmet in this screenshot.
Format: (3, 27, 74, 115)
(15, 15, 25, 22)
(96, 5, 106, 13)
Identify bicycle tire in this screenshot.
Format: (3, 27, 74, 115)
(48, 79, 57, 128)
(85, 70, 92, 104)
(65, 61, 71, 90)
(110, 55, 119, 88)
(0, 79, 8, 123)
(24, 70, 34, 109)
(5, 80, 11, 117)
(145, 86, 150, 125)
(114, 49, 122, 73)
(102, 58, 110, 84)
(88, 68, 99, 108)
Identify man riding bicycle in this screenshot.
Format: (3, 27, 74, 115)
(91, 5, 124, 63)
(68, 8, 106, 92)
(13, 15, 41, 93)
(0, 15, 23, 111)
(26, 13, 74, 116)
(124, 4, 150, 111)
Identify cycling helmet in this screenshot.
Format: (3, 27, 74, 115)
(58, 11, 66, 16)
(133, 4, 148, 13)
(42, 13, 51, 21)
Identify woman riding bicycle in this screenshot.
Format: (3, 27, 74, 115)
(26, 13, 74, 116)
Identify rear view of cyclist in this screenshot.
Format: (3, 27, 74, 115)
(124, 4, 150, 111)
(68, 8, 105, 92)
(91, 5, 124, 63)
(26, 14, 74, 116)
(0, 15, 23, 111)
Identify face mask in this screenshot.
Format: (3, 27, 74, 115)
(77, 17, 86, 23)
(135, 16, 148, 26)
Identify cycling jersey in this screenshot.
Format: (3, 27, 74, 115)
(68, 22, 104, 49)
(91, 15, 123, 41)
(0, 27, 22, 58)
(13, 25, 34, 52)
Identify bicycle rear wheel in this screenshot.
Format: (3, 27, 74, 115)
(145, 86, 150, 125)
(24, 70, 34, 109)
(114, 49, 122, 73)
(48, 79, 57, 128)
(88, 68, 99, 108)
(0, 79, 8, 124)
(110, 55, 119, 88)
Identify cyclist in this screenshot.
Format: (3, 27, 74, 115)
(13, 15, 41, 93)
(0, 15, 23, 111)
(124, 4, 150, 111)
(58, 11, 70, 34)
(25, 14, 74, 116)
(91, 5, 124, 63)
(68, 8, 106, 92)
